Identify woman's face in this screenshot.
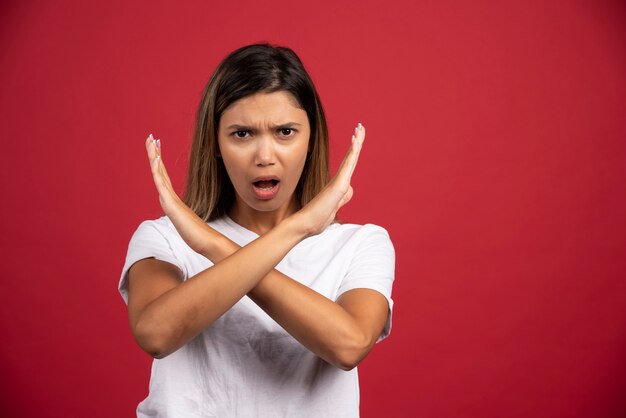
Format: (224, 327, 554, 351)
(217, 90, 311, 218)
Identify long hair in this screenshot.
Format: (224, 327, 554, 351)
(184, 43, 330, 221)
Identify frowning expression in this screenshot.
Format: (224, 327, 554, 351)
(217, 91, 310, 216)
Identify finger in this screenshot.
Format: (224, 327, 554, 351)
(149, 141, 162, 178)
(146, 134, 157, 162)
(346, 124, 365, 179)
(155, 150, 175, 195)
(335, 127, 361, 178)
(154, 138, 174, 185)
(145, 136, 174, 194)
(155, 138, 162, 158)
(146, 136, 170, 184)
(146, 135, 167, 182)
(335, 123, 365, 185)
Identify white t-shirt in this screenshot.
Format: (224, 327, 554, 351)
(119, 215, 395, 418)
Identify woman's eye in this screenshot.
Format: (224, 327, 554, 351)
(279, 128, 294, 137)
(234, 131, 249, 138)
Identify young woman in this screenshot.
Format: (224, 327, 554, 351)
(119, 44, 395, 417)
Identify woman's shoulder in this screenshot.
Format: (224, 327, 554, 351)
(329, 221, 391, 239)
(133, 215, 170, 228)
(132, 215, 178, 238)
(302, 221, 393, 250)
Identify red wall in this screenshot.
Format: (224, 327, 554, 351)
(1, 1, 625, 417)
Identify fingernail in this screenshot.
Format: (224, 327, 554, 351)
(149, 133, 154, 140)
(156, 139, 161, 148)
(358, 122, 362, 129)
(352, 135, 355, 143)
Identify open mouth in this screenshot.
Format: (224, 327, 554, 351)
(253, 179, 279, 190)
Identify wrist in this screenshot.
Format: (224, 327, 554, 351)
(281, 211, 311, 242)
(199, 227, 239, 263)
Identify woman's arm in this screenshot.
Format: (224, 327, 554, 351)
(128, 212, 305, 359)
(248, 272, 389, 370)
(129, 126, 389, 368)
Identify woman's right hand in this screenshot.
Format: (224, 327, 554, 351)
(294, 123, 365, 237)
(145, 134, 226, 259)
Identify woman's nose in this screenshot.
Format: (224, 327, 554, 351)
(254, 136, 276, 167)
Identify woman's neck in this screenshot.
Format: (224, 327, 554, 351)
(228, 198, 300, 235)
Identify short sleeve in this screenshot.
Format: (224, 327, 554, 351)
(118, 219, 186, 305)
(337, 225, 396, 343)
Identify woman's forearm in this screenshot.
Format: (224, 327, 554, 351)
(199, 220, 380, 371)
(247, 272, 377, 370)
(135, 216, 306, 358)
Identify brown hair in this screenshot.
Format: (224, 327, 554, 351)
(184, 43, 330, 221)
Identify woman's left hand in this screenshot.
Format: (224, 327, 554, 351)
(291, 123, 365, 237)
(145, 134, 219, 257)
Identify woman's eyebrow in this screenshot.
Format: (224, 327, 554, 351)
(225, 122, 303, 130)
(226, 124, 253, 131)
(273, 122, 302, 129)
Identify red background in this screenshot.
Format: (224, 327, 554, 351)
(1, 1, 625, 417)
